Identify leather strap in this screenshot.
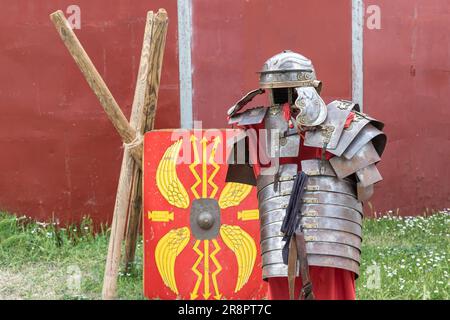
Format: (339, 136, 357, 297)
(287, 237, 298, 300)
(281, 171, 315, 300)
(295, 231, 315, 300)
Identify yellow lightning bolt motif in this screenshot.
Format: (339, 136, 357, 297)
(201, 137, 208, 198)
(210, 239, 223, 300)
(203, 240, 211, 299)
(189, 135, 201, 199)
(208, 136, 221, 198)
(190, 240, 203, 300)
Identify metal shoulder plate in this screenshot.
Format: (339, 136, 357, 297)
(227, 88, 265, 117)
(264, 106, 300, 158)
(330, 141, 381, 179)
(304, 100, 355, 150)
(317, 106, 387, 202)
(228, 106, 268, 126)
(329, 141, 384, 201)
(304, 100, 387, 159)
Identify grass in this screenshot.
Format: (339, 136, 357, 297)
(0, 213, 143, 300)
(357, 210, 449, 300)
(0, 210, 448, 300)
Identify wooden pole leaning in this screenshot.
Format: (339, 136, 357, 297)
(50, 8, 169, 300)
(49, 10, 143, 167)
(123, 9, 168, 273)
(101, 11, 160, 300)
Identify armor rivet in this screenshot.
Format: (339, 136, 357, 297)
(280, 137, 287, 146)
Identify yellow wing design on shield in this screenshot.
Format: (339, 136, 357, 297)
(218, 182, 253, 209)
(219, 224, 256, 292)
(155, 227, 190, 294)
(156, 139, 190, 209)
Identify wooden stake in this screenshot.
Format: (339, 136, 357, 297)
(50, 8, 169, 300)
(123, 9, 168, 273)
(49, 10, 142, 167)
(101, 11, 158, 300)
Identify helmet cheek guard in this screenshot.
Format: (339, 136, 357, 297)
(294, 87, 327, 128)
(258, 50, 326, 128)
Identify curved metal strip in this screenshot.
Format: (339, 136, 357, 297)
(265, 108, 301, 158)
(262, 263, 291, 279)
(259, 192, 363, 221)
(357, 183, 374, 202)
(227, 89, 266, 117)
(301, 216, 362, 238)
(262, 255, 361, 278)
(304, 100, 354, 150)
(260, 209, 286, 227)
(260, 221, 284, 240)
(302, 191, 363, 214)
(261, 235, 362, 257)
(258, 195, 290, 214)
(356, 164, 382, 187)
(257, 181, 294, 203)
(305, 242, 361, 263)
(260, 203, 363, 228)
(355, 111, 385, 131)
(261, 237, 287, 254)
(305, 176, 356, 196)
(261, 217, 362, 244)
(371, 133, 387, 158)
(301, 204, 363, 225)
(304, 229, 362, 250)
(257, 164, 297, 192)
(262, 244, 360, 266)
(261, 249, 285, 265)
(262, 228, 362, 254)
(343, 123, 385, 159)
(328, 117, 370, 157)
(307, 255, 360, 276)
(300, 159, 336, 177)
(329, 141, 381, 179)
(258, 176, 356, 202)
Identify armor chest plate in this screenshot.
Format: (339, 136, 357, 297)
(256, 160, 363, 279)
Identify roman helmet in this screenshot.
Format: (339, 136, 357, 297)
(259, 50, 327, 128)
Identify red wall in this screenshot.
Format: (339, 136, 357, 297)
(192, 0, 352, 127)
(364, 0, 450, 216)
(0, 1, 180, 223)
(0, 0, 448, 223)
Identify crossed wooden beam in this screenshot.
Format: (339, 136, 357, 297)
(50, 9, 169, 300)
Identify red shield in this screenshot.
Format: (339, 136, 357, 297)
(143, 130, 267, 300)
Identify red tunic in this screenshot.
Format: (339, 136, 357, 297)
(242, 106, 357, 300)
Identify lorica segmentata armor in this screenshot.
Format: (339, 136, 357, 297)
(226, 50, 387, 298)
